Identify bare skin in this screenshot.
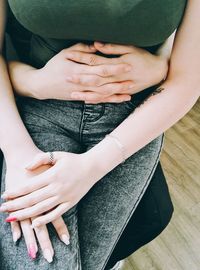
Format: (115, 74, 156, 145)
(1, 0, 200, 263)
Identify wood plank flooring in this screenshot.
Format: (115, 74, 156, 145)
(122, 97, 200, 270)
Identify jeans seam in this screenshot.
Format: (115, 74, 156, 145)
(102, 133, 165, 270)
(79, 104, 86, 143)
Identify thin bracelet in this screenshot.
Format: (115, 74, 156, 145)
(105, 134, 126, 163)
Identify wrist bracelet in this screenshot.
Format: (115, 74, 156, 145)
(105, 134, 126, 163)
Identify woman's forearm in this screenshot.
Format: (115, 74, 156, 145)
(86, 0, 200, 177)
(8, 61, 38, 98)
(0, 56, 38, 159)
(87, 79, 199, 174)
(0, 1, 37, 160)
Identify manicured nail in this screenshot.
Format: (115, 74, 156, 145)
(71, 93, 80, 99)
(31, 221, 41, 229)
(5, 217, 17, 222)
(43, 249, 53, 263)
(66, 76, 74, 82)
(96, 42, 105, 47)
(90, 45, 96, 50)
(0, 205, 7, 212)
(1, 193, 8, 200)
(13, 232, 20, 243)
(125, 65, 132, 72)
(25, 162, 34, 170)
(28, 244, 37, 260)
(61, 234, 70, 245)
(128, 84, 135, 89)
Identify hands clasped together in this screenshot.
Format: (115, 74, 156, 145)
(1, 41, 168, 262)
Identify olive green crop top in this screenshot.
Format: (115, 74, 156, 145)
(7, 0, 187, 68)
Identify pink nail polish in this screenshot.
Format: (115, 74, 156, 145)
(5, 217, 17, 222)
(28, 244, 37, 260)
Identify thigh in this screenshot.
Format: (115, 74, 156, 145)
(0, 100, 83, 270)
(78, 134, 164, 270)
(105, 162, 174, 269)
(76, 96, 165, 270)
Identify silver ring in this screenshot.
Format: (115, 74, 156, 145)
(49, 152, 54, 165)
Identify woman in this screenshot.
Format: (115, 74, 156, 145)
(1, 0, 200, 269)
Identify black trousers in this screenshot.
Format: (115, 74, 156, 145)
(0, 150, 173, 269)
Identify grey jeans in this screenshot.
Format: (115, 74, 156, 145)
(0, 94, 164, 270)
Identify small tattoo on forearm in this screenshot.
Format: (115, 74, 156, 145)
(137, 87, 165, 108)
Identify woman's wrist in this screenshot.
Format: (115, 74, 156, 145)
(156, 55, 169, 84)
(8, 61, 42, 99)
(3, 143, 41, 166)
(84, 136, 125, 184)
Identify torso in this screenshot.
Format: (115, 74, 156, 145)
(7, 0, 187, 67)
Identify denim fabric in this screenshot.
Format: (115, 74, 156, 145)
(104, 162, 174, 269)
(0, 94, 164, 270)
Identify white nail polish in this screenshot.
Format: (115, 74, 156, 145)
(61, 234, 70, 245)
(43, 249, 53, 263)
(13, 232, 19, 243)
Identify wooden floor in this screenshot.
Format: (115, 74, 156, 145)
(122, 97, 200, 270)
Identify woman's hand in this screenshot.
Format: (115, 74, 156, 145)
(1, 153, 70, 263)
(9, 43, 132, 103)
(66, 41, 168, 103)
(0, 151, 100, 227)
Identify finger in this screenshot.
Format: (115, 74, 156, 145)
(63, 42, 97, 53)
(96, 81, 134, 95)
(87, 94, 132, 104)
(94, 41, 134, 55)
(32, 202, 70, 228)
(1, 185, 53, 212)
(71, 81, 133, 100)
(71, 91, 105, 102)
(11, 221, 21, 243)
(32, 217, 54, 263)
(81, 63, 132, 77)
(5, 196, 59, 221)
(2, 167, 56, 200)
(25, 152, 56, 171)
(52, 217, 70, 246)
(20, 219, 38, 260)
(68, 74, 114, 88)
(66, 51, 120, 66)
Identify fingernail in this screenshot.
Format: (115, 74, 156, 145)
(5, 217, 17, 222)
(28, 244, 37, 260)
(90, 45, 96, 50)
(66, 76, 74, 82)
(96, 42, 105, 47)
(13, 232, 20, 243)
(1, 193, 8, 200)
(43, 249, 53, 263)
(66, 53, 74, 59)
(61, 234, 70, 245)
(0, 205, 7, 212)
(31, 221, 41, 228)
(125, 65, 132, 72)
(24, 162, 34, 169)
(71, 93, 80, 99)
(128, 84, 135, 89)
